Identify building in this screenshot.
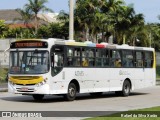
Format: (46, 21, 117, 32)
(0, 39, 11, 68)
(0, 9, 59, 28)
(0, 10, 59, 67)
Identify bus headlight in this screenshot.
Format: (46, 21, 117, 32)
(36, 78, 48, 87)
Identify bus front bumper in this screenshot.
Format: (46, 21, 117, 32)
(8, 82, 50, 95)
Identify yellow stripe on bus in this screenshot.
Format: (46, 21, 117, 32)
(153, 51, 156, 68)
(9, 76, 43, 85)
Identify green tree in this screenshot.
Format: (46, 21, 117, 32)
(0, 20, 9, 38)
(57, 10, 69, 23)
(75, 0, 104, 41)
(147, 23, 160, 51)
(15, 8, 32, 27)
(25, 0, 53, 34)
(37, 23, 68, 39)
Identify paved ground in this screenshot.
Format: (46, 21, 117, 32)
(0, 83, 7, 92)
(0, 86, 160, 120)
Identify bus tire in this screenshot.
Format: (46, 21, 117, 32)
(32, 94, 44, 100)
(64, 83, 77, 101)
(115, 80, 131, 96)
(122, 80, 131, 96)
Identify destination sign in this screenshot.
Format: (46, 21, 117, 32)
(10, 41, 48, 48)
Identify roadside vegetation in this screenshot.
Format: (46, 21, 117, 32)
(0, 0, 160, 82)
(0, 0, 160, 50)
(85, 106, 160, 120)
(0, 67, 8, 83)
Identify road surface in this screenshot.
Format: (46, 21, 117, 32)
(0, 86, 160, 119)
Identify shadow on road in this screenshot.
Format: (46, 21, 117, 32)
(0, 92, 149, 103)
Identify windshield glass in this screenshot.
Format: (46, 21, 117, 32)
(9, 50, 49, 74)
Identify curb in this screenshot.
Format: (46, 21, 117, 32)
(0, 83, 7, 92)
(0, 88, 8, 92)
(157, 80, 160, 85)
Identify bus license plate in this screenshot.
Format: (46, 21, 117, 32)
(20, 87, 28, 91)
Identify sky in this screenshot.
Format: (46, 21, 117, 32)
(0, 0, 160, 23)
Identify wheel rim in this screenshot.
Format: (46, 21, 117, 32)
(124, 84, 130, 94)
(69, 86, 76, 97)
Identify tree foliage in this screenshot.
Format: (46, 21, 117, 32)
(0, 20, 9, 38)
(1, 0, 160, 51)
(24, 0, 53, 33)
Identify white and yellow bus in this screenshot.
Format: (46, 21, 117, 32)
(8, 38, 156, 101)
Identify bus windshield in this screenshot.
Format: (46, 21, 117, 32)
(9, 50, 49, 74)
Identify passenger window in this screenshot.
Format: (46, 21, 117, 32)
(122, 50, 134, 68)
(66, 47, 81, 67)
(96, 49, 109, 67)
(82, 48, 95, 67)
(136, 51, 143, 68)
(74, 48, 81, 66)
(144, 52, 153, 68)
(67, 48, 74, 66)
(110, 50, 122, 68)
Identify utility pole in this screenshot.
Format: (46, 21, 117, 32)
(149, 32, 152, 48)
(69, 0, 74, 40)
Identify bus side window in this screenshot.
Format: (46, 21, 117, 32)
(82, 49, 88, 67)
(144, 52, 153, 68)
(110, 50, 122, 67)
(122, 50, 134, 68)
(135, 51, 143, 68)
(82, 58, 88, 66)
(74, 48, 81, 66)
(67, 48, 74, 66)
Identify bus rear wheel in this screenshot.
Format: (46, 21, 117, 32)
(122, 80, 131, 96)
(64, 83, 77, 101)
(32, 94, 44, 101)
(115, 80, 131, 97)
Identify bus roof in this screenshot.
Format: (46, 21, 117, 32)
(11, 38, 154, 51)
(52, 38, 154, 51)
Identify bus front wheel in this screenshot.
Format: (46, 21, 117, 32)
(64, 83, 77, 101)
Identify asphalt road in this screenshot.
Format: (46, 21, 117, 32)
(0, 86, 160, 119)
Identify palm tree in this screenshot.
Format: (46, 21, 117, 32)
(114, 5, 135, 44)
(100, 0, 124, 43)
(75, 0, 104, 41)
(128, 13, 145, 46)
(25, 0, 53, 34)
(15, 8, 32, 27)
(57, 10, 69, 23)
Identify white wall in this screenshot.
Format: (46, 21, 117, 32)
(0, 39, 14, 68)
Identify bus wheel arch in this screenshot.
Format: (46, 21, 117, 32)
(64, 79, 80, 101)
(69, 79, 80, 93)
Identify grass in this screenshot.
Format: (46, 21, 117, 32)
(0, 67, 8, 83)
(85, 106, 160, 120)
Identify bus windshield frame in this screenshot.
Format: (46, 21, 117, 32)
(9, 50, 50, 74)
